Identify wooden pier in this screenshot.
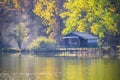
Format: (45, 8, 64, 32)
(55, 47, 101, 58)
(34, 47, 101, 58)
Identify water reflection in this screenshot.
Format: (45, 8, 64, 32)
(0, 53, 120, 80)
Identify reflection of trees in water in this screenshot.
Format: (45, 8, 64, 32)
(101, 46, 120, 58)
(0, 54, 120, 80)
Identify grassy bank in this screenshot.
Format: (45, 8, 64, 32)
(0, 48, 21, 53)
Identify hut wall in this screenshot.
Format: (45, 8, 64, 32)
(79, 38, 87, 47)
(87, 39, 98, 47)
(64, 38, 80, 47)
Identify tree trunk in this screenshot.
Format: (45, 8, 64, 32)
(17, 41, 22, 49)
(0, 31, 3, 50)
(16, 38, 22, 50)
(51, 0, 65, 46)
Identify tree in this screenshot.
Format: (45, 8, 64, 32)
(28, 36, 56, 50)
(60, 0, 120, 46)
(11, 23, 28, 49)
(33, 0, 65, 44)
(0, 5, 15, 49)
(0, 0, 20, 50)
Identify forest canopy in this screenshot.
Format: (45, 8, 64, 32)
(60, 0, 120, 38)
(0, 0, 120, 49)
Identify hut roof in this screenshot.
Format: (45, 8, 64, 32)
(64, 32, 98, 39)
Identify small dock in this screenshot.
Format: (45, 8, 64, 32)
(56, 47, 100, 58)
(34, 47, 101, 58)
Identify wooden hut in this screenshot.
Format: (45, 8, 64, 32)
(63, 32, 98, 47)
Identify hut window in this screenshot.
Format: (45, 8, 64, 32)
(88, 39, 97, 43)
(69, 38, 78, 45)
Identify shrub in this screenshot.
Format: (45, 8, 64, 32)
(28, 37, 56, 50)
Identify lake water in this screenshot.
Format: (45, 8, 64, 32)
(0, 53, 120, 80)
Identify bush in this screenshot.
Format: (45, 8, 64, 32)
(28, 37, 56, 50)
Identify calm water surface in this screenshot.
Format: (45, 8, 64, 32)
(0, 53, 120, 80)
